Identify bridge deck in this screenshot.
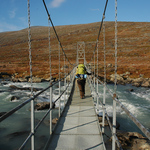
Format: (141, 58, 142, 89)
(46, 79, 105, 150)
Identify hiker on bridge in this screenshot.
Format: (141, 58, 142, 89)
(75, 64, 91, 99)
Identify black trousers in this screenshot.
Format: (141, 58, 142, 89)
(77, 79, 86, 98)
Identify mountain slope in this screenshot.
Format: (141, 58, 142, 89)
(0, 22, 150, 79)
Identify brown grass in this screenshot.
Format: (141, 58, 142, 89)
(0, 22, 150, 79)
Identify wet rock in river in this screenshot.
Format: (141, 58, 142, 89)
(128, 88, 134, 92)
(116, 130, 150, 150)
(35, 102, 55, 110)
(11, 96, 19, 101)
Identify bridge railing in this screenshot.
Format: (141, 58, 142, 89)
(87, 75, 122, 150)
(0, 67, 76, 150)
(87, 71, 150, 149)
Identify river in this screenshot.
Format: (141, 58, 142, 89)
(0, 80, 150, 149)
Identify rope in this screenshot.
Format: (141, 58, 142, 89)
(42, 0, 73, 66)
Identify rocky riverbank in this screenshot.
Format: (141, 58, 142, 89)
(108, 72, 150, 88)
(1, 71, 150, 88)
(98, 116, 150, 150)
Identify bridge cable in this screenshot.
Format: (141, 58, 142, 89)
(27, 0, 35, 149)
(27, 0, 33, 96)
(102, 14, 106, 134)
(42, 0, 73, 66)
(89, 0, 108, 64)
(112, 0, 118, 149)
(114, 0, 118, 93)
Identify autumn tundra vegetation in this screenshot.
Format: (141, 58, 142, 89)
(0, 22, 150, 83)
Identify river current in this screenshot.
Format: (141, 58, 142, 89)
(0, 80, 150, 149)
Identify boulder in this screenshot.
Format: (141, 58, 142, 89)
(141, 79, 150, 87)
(11, 77, 19, 82)
(107, 63, 112, 68)
(120, 72, 131, 80)
(11, 96, 19, 101)
(128, 89, 134, 92)
(132, 82, 141, 87)
(28, 77, 42, 83)
(131, 138, 150, 150)
(0, 72, 11, 78)
(132, 77, 144, 87)
(44, 118, 58, 126)
(18, 78, 28, 82)
(52, 118, 58, 125)
(35, 102, 55, 110)
(110, 74, 126, 85)
(35, 102, 50, 110)
(116, 130, 150, 149)
(126, 77, 133, 84)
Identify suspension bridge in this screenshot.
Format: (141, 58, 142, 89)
(0, 0, 150, 150)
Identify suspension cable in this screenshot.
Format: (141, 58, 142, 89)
(103, 15, 106, 84)
(112, 1, 118, 149)
(27, 0, 35, 149)
(114, 0, 118, 93)
(27, 0, 33, 96)
(48, 17, 52, 85)
(42, 0, 73, 66)
(102, 14, 106, 134)
(89, 0, 108, 64)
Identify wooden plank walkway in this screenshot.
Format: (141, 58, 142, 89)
(46, 79, 105, 150)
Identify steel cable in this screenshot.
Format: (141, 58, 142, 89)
(89, 0, 108, 64)
(42, 0, 73, 66)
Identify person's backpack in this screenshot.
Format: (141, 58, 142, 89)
(78, 64, 86, 74)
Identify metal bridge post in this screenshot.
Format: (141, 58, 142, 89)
(50, 87, 52, 134)
(96, 41, 99, 112)
(77, 42, 85, 64)
(94, 50, 96, 103)
(102, 82, 106, 133)
(59, 42, 61, 117)
(64, 56, 66, 106)
(102, 14, 106, 134)
(31, 98, 34, 150)
(112, 94, 117, 150)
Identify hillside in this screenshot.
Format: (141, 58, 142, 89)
(0, 22, 150, 80)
